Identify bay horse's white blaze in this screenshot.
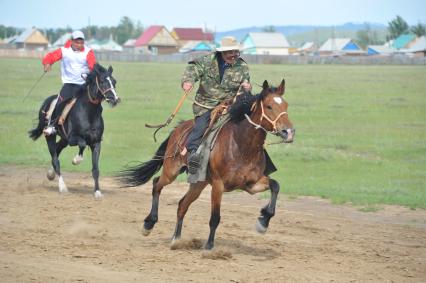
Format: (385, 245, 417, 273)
(94, 190, 103, 199)
(58, 176, 68, 193)
(273, 97, 283, 104)
(72, 154, 83, 165)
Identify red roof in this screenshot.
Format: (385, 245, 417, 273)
(135, 25, 163, 47)
(172, 28, 213, 41)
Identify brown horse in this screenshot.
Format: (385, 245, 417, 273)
(120, 79, 295, 249)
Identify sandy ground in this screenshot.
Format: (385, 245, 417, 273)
(0, 165, 425, 283)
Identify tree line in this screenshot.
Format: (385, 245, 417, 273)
(0, 16, 143, 45)
(1, 15, 425, 48)
(355, 15, 426, 48)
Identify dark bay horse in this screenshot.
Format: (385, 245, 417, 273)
(29, 64, 120, 198)
(120, 79, 294, 249)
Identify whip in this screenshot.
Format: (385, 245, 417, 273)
(145, 90, 191, 142)
(23, 71, 46, 102)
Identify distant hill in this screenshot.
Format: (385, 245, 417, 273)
(214, 23, 388, 47)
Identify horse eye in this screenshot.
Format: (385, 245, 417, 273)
(266, 105, 272, 110)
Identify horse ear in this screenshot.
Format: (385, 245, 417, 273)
(108, 66, 113, 74)
(277, 79, 285, 96)
(262, 80, 269, 90)
(94, 64, 100, 74)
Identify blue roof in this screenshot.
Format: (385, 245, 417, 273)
(392, 34, 416, 49)
(367, 47, 379, 55)
(343, 41, 361, 51)
(193, 42, 213, 51)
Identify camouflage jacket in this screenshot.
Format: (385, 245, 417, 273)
(181, 52, 250, 116)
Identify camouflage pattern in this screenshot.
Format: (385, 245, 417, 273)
(182, 52, 250, 116)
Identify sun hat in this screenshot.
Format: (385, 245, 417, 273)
(216, 36, 240, 52)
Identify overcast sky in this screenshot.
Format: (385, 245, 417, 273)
(1, 0, 425, 31)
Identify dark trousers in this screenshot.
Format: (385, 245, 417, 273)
(51, 83, 83, 121)
(186, 110, 212, 153)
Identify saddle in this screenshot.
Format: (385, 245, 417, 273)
(45, 97, 77, 126)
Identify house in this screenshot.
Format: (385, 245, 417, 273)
(14, 28, 49, 50)
(318, 38, 364, 56)
(241, 32, 290, 55)
(87, 35, 123, 52)
(392, 34, 416, 50)
(179, 41, 214, 53)
(404, 36, 426, 57)
(171, 27, 213, 47)
(122, 38, 137, 52)
(134, 25, 179, 55)
(298, 42, 317, 55)
(367, 45, 396, 56)
(52, 32, 72, 48)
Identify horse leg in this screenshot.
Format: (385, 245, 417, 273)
(250, 177, 280, 234)
(143, 161, 183, 235)
(89, 142, 102, 198)
(205, 180, 224, 250)
(72, 146, 85, 165)
(172, 181, 208, 244)
(46, 136, 67, 193)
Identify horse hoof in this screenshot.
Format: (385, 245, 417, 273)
(72, 155, 83, 165)
(170, 238, 181, 249)
(142, 228, 152, 236)
(58, 176, 68, 193)
(255, 219, 267, 234)
(59, 186, 68, 193)
(94, 191, 103, 199)
(204, 242, 214, 250)
(47, 168, 55, 181)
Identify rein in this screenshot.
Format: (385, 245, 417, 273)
(86, 76, 109, 104)
(244, 100, 287, 134)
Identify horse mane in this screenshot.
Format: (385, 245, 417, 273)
(229, 90, 262, 123)
(86, 63, 106, 84)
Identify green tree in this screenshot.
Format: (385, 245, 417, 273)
(116, 16, 135, 44)
(262, 25, 276, 32)
(0, 25, 20, 39)
(356, 23, 382, 48)
(411, 23, 426, 37)
(387, 15, 409, 40)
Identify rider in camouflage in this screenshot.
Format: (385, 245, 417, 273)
(181, 36, 252, 177)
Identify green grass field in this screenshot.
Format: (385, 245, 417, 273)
(0, 58, 425, 208)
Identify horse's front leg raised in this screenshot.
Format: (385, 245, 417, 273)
(256, 177, 280, 234)
(72, 145, 85, 165)
(46, 136, 68, 193)
(90, 142, 102, 198)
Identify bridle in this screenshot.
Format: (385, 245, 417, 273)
(87, 75, 115, 104)
(244, 99, 288, 134)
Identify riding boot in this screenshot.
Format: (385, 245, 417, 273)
(187, 150, 201, 183)
(43, 116, 57, 136)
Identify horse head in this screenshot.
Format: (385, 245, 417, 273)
(251, 79, 295, 143)
(86, 63, 121, 107)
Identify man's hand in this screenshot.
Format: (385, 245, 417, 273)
(182, 81, 193, 93)
(43, 64, 51, 73)
(241, 81, 252, 91)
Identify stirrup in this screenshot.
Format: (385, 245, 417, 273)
(187, 152, 201, 175)
(43, 126, 57, 136)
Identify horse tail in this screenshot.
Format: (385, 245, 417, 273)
(28, 95, 56, 141)
(118, 135, 171, 187)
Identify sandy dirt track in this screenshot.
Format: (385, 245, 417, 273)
(0, 165, 425, 282)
